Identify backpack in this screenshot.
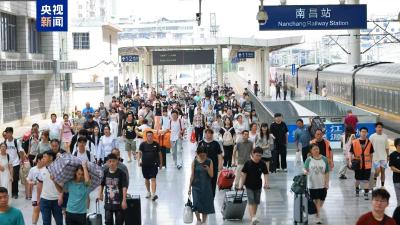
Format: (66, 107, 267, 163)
(291, 174, 307, 194)
(309, 116, 326, 137)
(222, 127, 234, 146)
(73, 150, 91, 162)
(3, 139, 20, 159)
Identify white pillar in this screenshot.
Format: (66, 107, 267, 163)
(144, 51, 152, 86)
(263, 48, 271, 97)
(347, 0, 361, 65)
(216, 46, 223, 86)
(20, 75, 31, 125)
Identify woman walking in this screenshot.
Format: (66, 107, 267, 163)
(61, 114, 74, 153)
(109, 108, 119, 139)
(220, 118, 236, 167)
(0, 143, 12, 197)
(188, 146, 215, 225)
(256, 123, 274, 188)
(338, 126, 355, 179)
(304, 144, 330, 224)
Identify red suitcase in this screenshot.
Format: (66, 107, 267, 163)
(218, 168, 235, 190)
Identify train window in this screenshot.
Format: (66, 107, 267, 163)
(395, 91, 399, 114)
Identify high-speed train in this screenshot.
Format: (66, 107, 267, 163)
(275, 62, 400, 116)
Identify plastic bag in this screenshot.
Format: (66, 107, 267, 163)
(190, 130, 196, 143)
(183, 197, 193, 224)
(295, 151, 302, 164)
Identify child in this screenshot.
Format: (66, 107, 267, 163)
(239, 147, 268, 225)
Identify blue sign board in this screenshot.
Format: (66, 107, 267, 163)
(291, 64, 296, 76)
(288, 122, 376, 143)
(121, 55, 139, 63)
(237, 52, 255, 59)
(260, 4, 367, 31)
(37, 0, 68, 32)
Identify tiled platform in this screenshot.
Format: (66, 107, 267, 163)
(12, 135, 400, 225)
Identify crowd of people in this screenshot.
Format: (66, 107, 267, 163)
(0, 79, 400, 225)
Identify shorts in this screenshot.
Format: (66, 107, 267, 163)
(355, 169, 371, 181)
(373, 160, 388, 169)
(309, 188, 327, 201)
(125, 139, 136, 152)
(246, 188, 261, 205)
(262, 157, 272, 162)
(142, 166, 158, 179)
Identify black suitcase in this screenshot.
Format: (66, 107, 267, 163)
(221, 190, 247, 220)
(87, 201, 102, 225)
(125, 194, 141, 225)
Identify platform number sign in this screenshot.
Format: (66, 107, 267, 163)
(121, 55, 139, 63)
(37, 0, 68, 31)
(291, 64, 296, 76)
(237, 52, 255, 59)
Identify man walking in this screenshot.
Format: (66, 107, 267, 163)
(138, 131, 163, 201)
(270, 113, 289, 172)
(370, 122, 390, 188)
(3, 127, 25, 199)
(167, 110, 185, 169)
(294, 119, 312, 163)
(233, 130, 253, 189)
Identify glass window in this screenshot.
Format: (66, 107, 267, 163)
(29, 19, 41, 53)
(29, 80, 45, 115)
(104, 77, 109, 96)
(3, 82, 22, 122)
(72, 32, 90, 49)
(0, 12, 17, 52)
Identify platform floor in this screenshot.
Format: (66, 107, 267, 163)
(11, 134, 400, 225)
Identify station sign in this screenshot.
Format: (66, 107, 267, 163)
(37, 0, 68, 32)
(237, 52, 255, 59)
(259, 4, 367, 31)
(153, 50, 214, 65)
(121, 55, 139, 62)
(291, 64, 296, 76)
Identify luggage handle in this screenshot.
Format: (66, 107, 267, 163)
(95, 198, 100, 214)
(233, 189, 245, 203)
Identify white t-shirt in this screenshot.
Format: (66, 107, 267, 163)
(170, 119, 183, 142)
(75, 150, 95, 163)
(48, 121, 61, 140)
(161, 116, 170, 131)
(27, 166, 45, 202)
(5, 139, 24, 166)
(370, 133, 389, 161)
(38, 167, 60, 200)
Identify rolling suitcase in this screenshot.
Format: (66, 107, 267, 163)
(218, 168, 235, 190)
(294, 193, 308, 225)
(125, 194, 141, 225)
(87, 201, 102, 225)
(221, 190, 247, 220)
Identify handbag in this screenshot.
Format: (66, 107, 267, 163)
(183, 197, 193, 224)
(295, 151, 302, 164)
(351, 159, 361, 171)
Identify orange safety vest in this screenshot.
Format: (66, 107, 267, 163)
(352, 139, 372, 170)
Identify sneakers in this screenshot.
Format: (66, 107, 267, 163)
(283, 169, 288, 173)
(251, 217, 260, 225)
(152, 194, 158, 201)
(177, 165, 182, 170)
(355, 189, 360, 197)
(339, 175, 347, 180)
(364, 193, 369, 200)
(145, 192, 151, 199)
(276, 168, 282, 172)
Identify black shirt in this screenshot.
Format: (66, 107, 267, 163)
(83, 120, 99, 135)
(123, 120, 137, 139)
(101, 168, 128, 210)
(139, 141, 161, 167)
(154, 100, 162, 116)
(198, 140, 222, 174)
(242, 159, 268, 190)
(315, 140, 332, 158)
(270, 122, 288, 146)
(389, 151, 400, 183)
(214, 102, 224, 115)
